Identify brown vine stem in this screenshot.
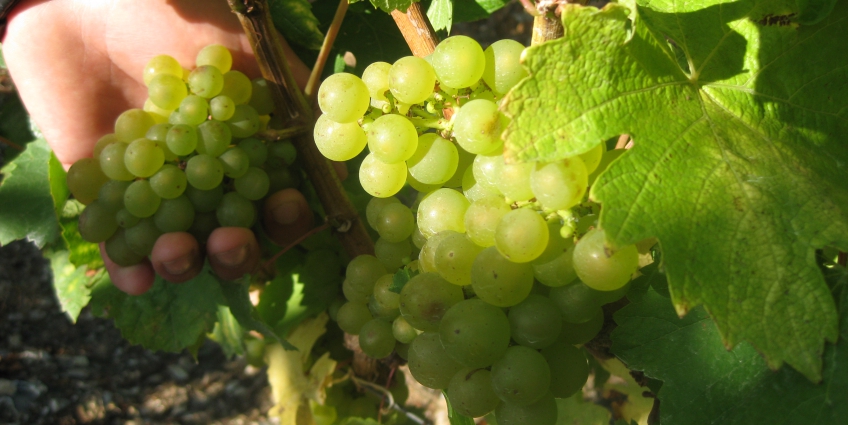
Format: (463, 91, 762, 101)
(531, 2, 565, 45)
(253, 125, 309, 142)
(390, 2, 439, 57)
(229, 0, 375, 258)
(305, 0, 349, 100)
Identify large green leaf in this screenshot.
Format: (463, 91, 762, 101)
(503, 1, 848, 381)
(452, 0, 510, 23)
(269, 0, 325, 50)
(427, 0, 453, 32)
(46, 250, 100, 323)
(612, 275, 848, 424)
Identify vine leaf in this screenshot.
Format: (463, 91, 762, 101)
(427, 0, 454, 32)
(269, 0, 325, 50)
(503, 0, 848, 381)
(216, 275, 297, 351)
(611, 280, 848, 424)
(45, 250, 98, 323)
(368, 0, 418, 14)
(453, 0, 511, 23)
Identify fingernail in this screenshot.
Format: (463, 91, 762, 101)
(215, 244, 248, 268)
(162, 254, 194, 276)
(273, 201, 300, 225)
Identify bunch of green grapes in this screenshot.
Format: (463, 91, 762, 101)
(320, 36, 644, 425)
(65, 44, 299, 266)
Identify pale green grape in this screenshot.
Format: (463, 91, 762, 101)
(533, 220, 572, 265)
(359, 153, 407, 198)
(490, 345, 550, 406)
(216, 192, 255, 228)
(218, 147, 250, 178)
(572, 228, 639, 291)
(407, 172, 442, 193)
(417, 188, 470, 238)
(125, 218, 162, 256)
(559, 307, 603, 345)
(471, 246, 533, 307)
(148, 74, 188, 111)
(196, 120, 232, 157)
(367, 114, 418, 164)
(373, 274, 400, 311)
(496, 161, 534, 202)
(361, 61, 391, 104)
(345, 255, 388, 302)
(508, 294, 562, 349)
(143, 54, 183, 86)
(439, 298, 510, 368)
(407, 332, 463, 389)
(472, 150, 504, 193)
(93, 134, 120, 159)
(430, 35, 486, 89)
(453, 99, 504, 154)
(185, 184, 223, 213)
(533, 249, 578, 287)
(359, 319, 396, 358)
(548, 281, 603, 324)
(219, 71, 252, 105)
(495, 208, 549, 263)
(392, 316, 418, 344)
(494, 393, 557, 425)
(434, 232, 484, 286)
(374, 202, 415, 243)
(105, 229, 146, 267)
(443, 146, 475, 188)
(178, 95, 209, 126)
(530, 158, 588, 211)
(464, 195, 511, 247)
(97, 180, 131, 212)
(143, 98, 173, 123)
(318, 72, 371, 123)
(337, 301, 372, 335)
(99, 143, 134, 181)
(196, 44, 232, 73)
(115, 109, 156, 143)
(588, 149, 625, 186)
(579, 143, 605, 175)
(145, 123, 171, 143)
(234, 167, 270, 200)
(248, 78, 275, 115)
(417, 230, 453, 273)
(78, 200, 118, 243)
(124, 138, 164, 178)
(399, 272, 464, 331)
(165, 124, 198, 156)
(238, 137, 268, 166)
(116, 209, 140, 228)
(374, 237, 412, 270)
(343, 279, 369, 304)
(226, 104, 260, 138)
(186, 154, 224, 190)
(447, 368, 500, 418)
(388, 56, 436, 104)
(365, 196, 400, 229)
(313, 114, 367, 161)
(541, 341, 589, 398)
(154, 195, 195, 233)
(67, 158, 109, 205)
(124, 180, 161, 218)
(188, 65, 224, 98)
(412, 227, 427, 249)
(149, 164, 187, 199)
(268, 140, 296, 165)
(407, 133, 458, 185)
(462, 165, 499, 202)
(210, 95, 236, 121)
(482, 39, 528, 96)
(395, 342, 410, 360)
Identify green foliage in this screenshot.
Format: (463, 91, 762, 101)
(368, 0, 418, 14)
(427, 0, 454, 32)
(504, 0, 848, 380)
(389, 266, 418, 293)
(452, 0, 511, 23)
(217, 275, 297, 350)
(556, 393, 612, 425)
(269, 0, 325, 50)
(208, 305, 246, 358)
(612, 275, 848, 424)
(443, 390, 475, 425)
(46, 250, 101, 323)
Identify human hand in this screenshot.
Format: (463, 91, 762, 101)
(3, 0, 324, 294)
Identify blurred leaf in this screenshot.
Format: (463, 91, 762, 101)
(208, 305, 246, 358)
(389, 267, 418, 293)
(269, 0, 325, 50)
(453, 0, 510, 23)
(217, 276, 296, 350)
(796, 0, 838, 24)
(45, 249, 101, 323)
(555, 393, 611, 425)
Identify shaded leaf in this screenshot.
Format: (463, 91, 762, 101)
(369, 0, 418, 14)
(269, 0, 325, 50)
(208, 305, 246, 358)
(555, 393, 611, 425)
(46, 250, 100, 323)
(217, 275, 296, 351)
(453, 0, 510, 23)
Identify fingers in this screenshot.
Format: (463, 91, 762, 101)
(100, 244, 155, 296)
(206, 227, 261, 281)
(150, 232, 204, 283)
(263, 188, 315, 247)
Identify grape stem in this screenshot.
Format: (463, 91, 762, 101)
(253, 125, 309, 142)
(304, 0, 349, 100)
(350, 374, 430, 425)
(407, 116, 451, 131)
(531, 3, 564, 45)
(261, 222, 331, 272)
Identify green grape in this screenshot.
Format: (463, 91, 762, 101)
(168, 110, 191, 126)
(358, 319, 396, 358)
(216, 192, 256, 228)
(579, 143, 605, 175)
(596, 280, 632, 305)
(495, 208, 549, 263)
(115, 109, 156, 143)
(143, 98, 173, 123)
(430, 35, 486, 89)
(417, 230, 453, 273)
(417, 188, 470, 238)
(93, 134, 120, 159)
(533, 249, 578, 288)
(443, 146, 475, 188)
(148, 74, 188, 111)
(343, 279, 369, 304)
(345, 255, 388, 302)
(407, 172, 442, 193)
(154, 195, 195, 233)
(336, 301, 372, 335)
(236, 138, 267, 167)
(189, 212, 219, 244)
(482, 39, 528, 96)
(178, 95, 209, 126)
(78, 200, 119, 243)
(407, 332, 464, 389)
(313, 114, 367, 161)
(268, 140, 296, 165)
(67, 158, 109, 205)
(367, 114, 418, 164)
(105, 228, 146, 267)
(359, 153, 407, 198)
(234, 167, 270, 200)
(407, 133, 459, 185)
(374, 237, 412, 270)
(366, 196, 401, 229)
(145, 123, 171, 143)
(412, 227, 427, 249)
(530, 158, 588, 211)
(496, 161, 534, 202)
(226, 104, 261, 138)
(447, 368, 500, 418)
(188, 65, 224, 98)
(462, 165, 499, 203)
(494, 393, 557, 425)
(185, 184, 224, 213)
(124, 180, 161, 218)
(218, 147, 250, 178)
(388, 56, 436, 104)
(373, 274, 400, 310)
(392, 316, 418, 344)
(196, 120, 233, 157)
(490, 345, 551, 406)
(588, 149, 625, 186)
(439, 298, 510, 368)
(572, 228, 639, 291)
(533, 221, 572, 265)
(143, 54, 183, 86)
(399, 272, 464, 331)
(248, 78, 275, 115)
(541, 342, 589, 398)
(210, 95, 236, 121)
(125, 218, 162, 256)
(99, 143, 134, 181)
(548, 281, 604, 324)
(453, 99, 504, 154)
(373, 202, 415, 243)
(472, 150, 504, 193)
(165, 124, 197, 156)
(328, 298, 345, 322)
(196, 44, 232, 73)
(559, 307, 604, 345)
(186, 154, 224, 190)
(124, 138, 164, 177)
(97, 180, 131, 212)
(116, 209, 140, 228)
(219, 71, 252, 104)
(471, 246, 533, 307)
(434, 232, 484, 286)
(318, 72, 371, 123)
(464, 195, 511, 247)
(361, 61, 391, 104)
(508, 294, 562, 349)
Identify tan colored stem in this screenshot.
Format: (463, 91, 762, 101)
(305, 0, 349, 100)
(531, 10, 564, 45)
(390, 3, 438, 57)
